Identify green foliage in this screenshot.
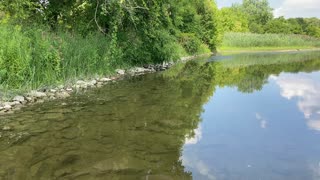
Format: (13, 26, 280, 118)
(0, 25, 31, 88)
(222, 0, 320, 39)
(220, 7, 249, 33)
(232, 0, 273, 33)
(264, 17, 292, 34)
(0, 0, 223, 91)
(0, 24, 121, 89)
(178, 33, 202, 55)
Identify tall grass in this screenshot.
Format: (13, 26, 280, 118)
(221, 32, 320, 49)
(0, 24, 123, 91)
(214, 51, 320, 68)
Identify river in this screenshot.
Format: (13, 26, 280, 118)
(1, 51, 320, 180)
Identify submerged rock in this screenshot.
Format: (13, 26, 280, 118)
(2, 125, 12, 131)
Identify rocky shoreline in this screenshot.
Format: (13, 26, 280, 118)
(0, 53, 213, 115)
(0, 62, 174, 115)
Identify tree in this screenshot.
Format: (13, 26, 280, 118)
(264, 17, 292, 34)
(220, 7, 249, 33)
(232, 0, 273, 33)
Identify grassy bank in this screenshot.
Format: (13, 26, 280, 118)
(0, 24, 212, 99)
(219, 32, 320, 52)
(0, 25, 119, 92)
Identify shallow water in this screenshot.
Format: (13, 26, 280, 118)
(1, 51, 320, 180)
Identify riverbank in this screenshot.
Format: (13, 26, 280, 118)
(218, 47, 320, 54)
(0, 53, 213, 115)
(0, 65, 163, 114)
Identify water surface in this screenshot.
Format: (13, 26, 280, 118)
(1, 51, 320, 180)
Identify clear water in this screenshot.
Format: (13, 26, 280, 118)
(1, 51, 320, 180)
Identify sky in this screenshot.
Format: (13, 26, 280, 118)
(216, 0, 320, 18)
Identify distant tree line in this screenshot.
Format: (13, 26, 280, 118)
(220, 0, 320, 38)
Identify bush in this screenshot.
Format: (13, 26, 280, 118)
(178, 33, 202, 55)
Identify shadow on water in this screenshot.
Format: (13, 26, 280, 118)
(0, 51, 320, 179)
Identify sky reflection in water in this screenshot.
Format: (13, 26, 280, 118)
(182, 69, 320, 179)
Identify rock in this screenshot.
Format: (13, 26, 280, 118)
(13, 96, 25, 103)
(88, 80, 97, 86)
(98, 78, 112, 82)
(116, 69, 125, 75)
(74, 85, 81, 89)
(46, 92, 55, 97)
(56, 91, 70, 99)
(0, 106, 3, 111)
(66, 88, 73, 92)
(129, 67, 149, 75)
(4, 104, 12, 110)
(3, 101, 19, 107)
(11, 101, 21, 106)
(49, 96, 56, 100)
(25, 96, 34, 102)
(76, 80, 87, 88)
(50, 89, 57, 93)
(76, 80, 86, 85)
(28, 91, 47, 98)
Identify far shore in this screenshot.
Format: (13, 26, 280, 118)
(218, 47, 320, 54)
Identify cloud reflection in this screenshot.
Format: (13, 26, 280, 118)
(185, 126, 202, 145)
(272, 73, 320, 131)
(181, 155, 216, 180)
(256, 113, 268, 129)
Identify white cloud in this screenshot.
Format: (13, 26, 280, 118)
(274, 74, 320, 131)
(274, 0, 320, 18)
